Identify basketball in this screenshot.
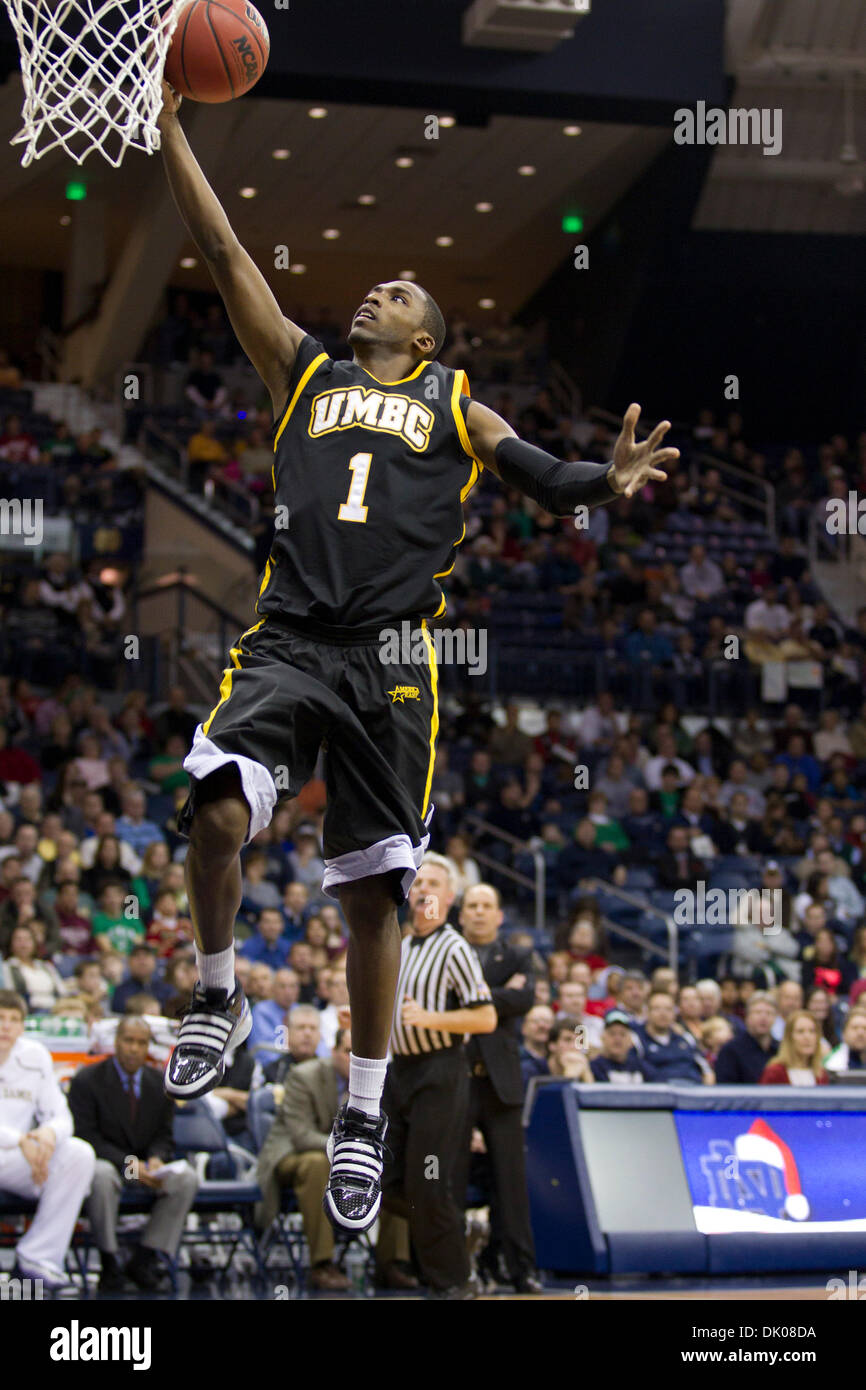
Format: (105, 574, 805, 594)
(163, 0, 270, 103)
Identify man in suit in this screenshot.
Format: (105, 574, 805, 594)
(455, 883, 542, 1294)
(261, 1002, 322, 1084)
(110, 944, 174, 1014)
(256, 1028, 412, 1291)
(68, 1015, 198, 1293)
(655, 823, 707, 892)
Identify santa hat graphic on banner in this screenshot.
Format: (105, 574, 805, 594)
(734, 1117, 810, 1220)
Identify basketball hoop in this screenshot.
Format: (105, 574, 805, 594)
(3, 0, 185, 167)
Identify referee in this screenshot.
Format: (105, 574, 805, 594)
(454, 882, 541, 1294)
(382, 853, 496, 1299)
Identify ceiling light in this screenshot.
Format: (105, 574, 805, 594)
(272, 148, 290, 160)
(399, 270, 417, 281)
(322, 228, 341, 239)
(518, 165, 536, 176)
(239, 186, 257, 198)
(475, 201, 493, 212)
(289, 263, 306, 274)
(478, 297, 496, 309)
(308, 107, 328, 118)
(180, 257, 197, 268)
(435, 235, 453, 246)
(59, 214, 71, 226)
(563, 125, 582, 136)
(395, 156, 414, 168)
(439, 115, 456, 128)
(358, 194, 377, 205)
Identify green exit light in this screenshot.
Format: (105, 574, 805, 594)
(562, 214, 583, 233)
(65, 181, 87, 201)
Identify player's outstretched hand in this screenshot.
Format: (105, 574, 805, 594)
(157, 78, 182, 128)
(611, 402, 680, 499)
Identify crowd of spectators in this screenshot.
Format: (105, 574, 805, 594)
(2, 315, 866, 1288)
(0, 549, 131, 688)
(428, 694, 866, 936)
(130, 298, 866, 713)
(0, 406, 144, 545)
(0, 381, 143, 690)
(1, 667, 865, 1096)
(518, 962, 866, 1093)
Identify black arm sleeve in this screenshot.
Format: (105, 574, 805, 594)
(494, 435, 618, 515)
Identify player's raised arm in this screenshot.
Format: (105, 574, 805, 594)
(465, 398, 679, 513)
(157, 81, 304, 416)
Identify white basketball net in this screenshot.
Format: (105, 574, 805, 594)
(4, 0, 185, 167)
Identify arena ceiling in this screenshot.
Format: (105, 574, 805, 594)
(695, 0, 866, 234)
(0, 76, 667, 326)
(0, 0, 862, 367)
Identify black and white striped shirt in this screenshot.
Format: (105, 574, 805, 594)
(391, 924, 492, 1056)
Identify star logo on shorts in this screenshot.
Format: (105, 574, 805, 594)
(387, 685, 420, 703)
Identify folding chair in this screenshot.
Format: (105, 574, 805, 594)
(245, 1088, 307, 1288)
(173, 1101, 267, 1286)
(0, 1191, 88, 1296)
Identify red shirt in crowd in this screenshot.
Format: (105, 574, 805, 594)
(0, 747, 42, 783)
(760, 1064, 829, 1085)
(0, 428, 39, 465)
(57, 913, 96, 955)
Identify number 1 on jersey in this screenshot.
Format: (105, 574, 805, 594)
(338, 451, 372, 523)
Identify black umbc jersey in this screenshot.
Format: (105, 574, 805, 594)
(260, 334, 483, 633)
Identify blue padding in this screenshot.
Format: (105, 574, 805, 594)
(571, 1084, 675, 1111)
(707, 1232, 866, 1274)
(607, 1230, 707, 1275)
(562, 1082, 866, 1113)
(525, 1081, 608, 1274)
(193, 1181, 261, 1206)
(673, 1085, 866, 1113)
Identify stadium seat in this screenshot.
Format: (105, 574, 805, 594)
(708, 868, 763, 893)
(170, 1101, 266, 1284)
(0, 1192, 88, 1294)
(622, 868, 656, 892)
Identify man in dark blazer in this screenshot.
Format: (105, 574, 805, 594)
(713, 991, 778, 1084)
(68, 1015, 198, 1293)
(455, 883, 542, 1294)
(655, 823, 707, 892)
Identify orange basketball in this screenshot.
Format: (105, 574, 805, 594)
(164, 0, 270, 103)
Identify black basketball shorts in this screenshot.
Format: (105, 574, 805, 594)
(177, 615, 438, 903)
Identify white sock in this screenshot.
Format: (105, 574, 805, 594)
(348, 1054, 387, 1118)
(196, 944, 236, 992)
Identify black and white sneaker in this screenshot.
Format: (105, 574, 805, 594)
(164, 980, 251, 1099)
(324, 1103, 388, 1233)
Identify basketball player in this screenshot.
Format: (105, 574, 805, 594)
(156, 81, 678, 1233)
